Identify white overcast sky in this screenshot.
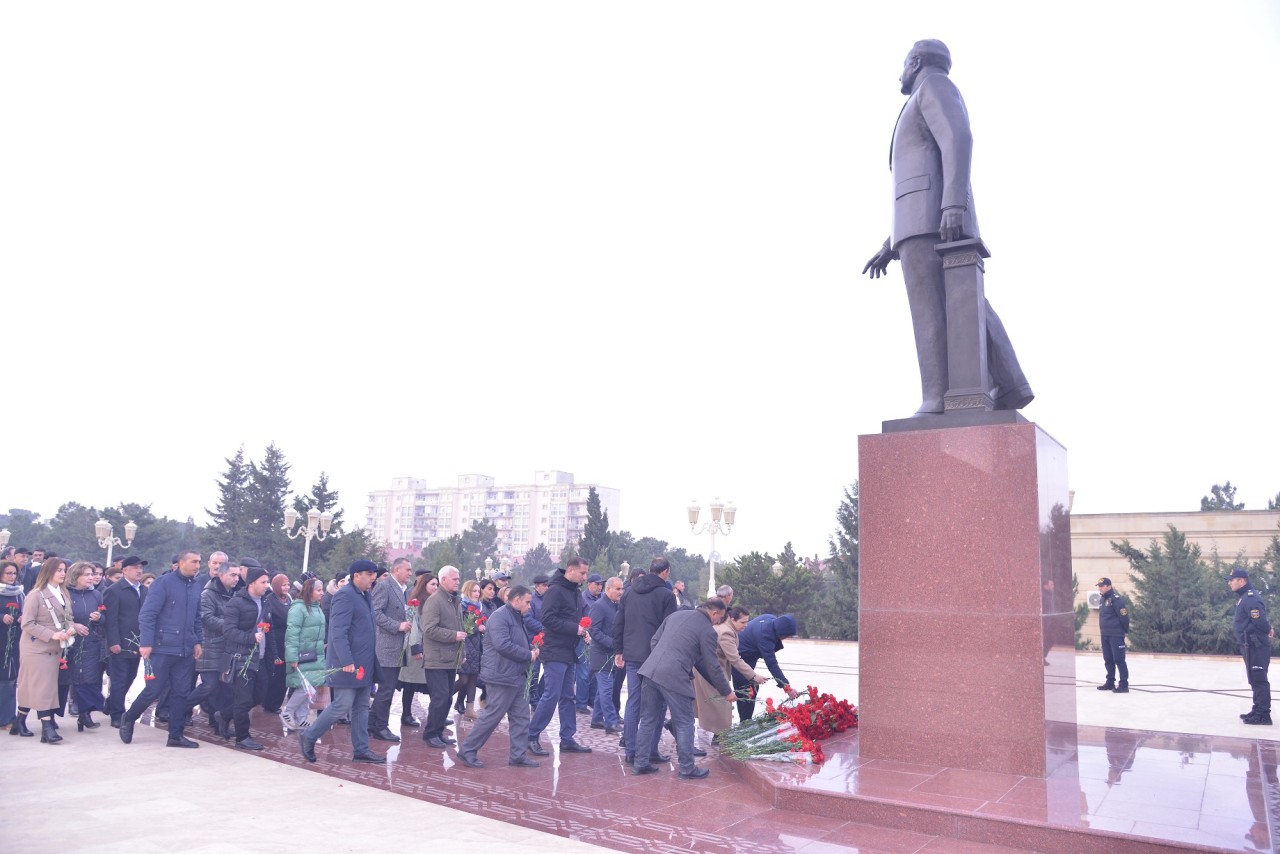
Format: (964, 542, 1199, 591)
(3, 2, 1279, 563)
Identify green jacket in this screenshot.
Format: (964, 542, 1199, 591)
(285, 600, 327, 689)
(421, 588, 463, 669)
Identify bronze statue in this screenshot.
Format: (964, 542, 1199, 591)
(863, 40, 1033, 417)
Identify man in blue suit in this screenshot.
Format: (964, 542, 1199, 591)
(299, 560, 384, 764)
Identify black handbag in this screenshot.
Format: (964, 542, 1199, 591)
(296, 650, 318, 664)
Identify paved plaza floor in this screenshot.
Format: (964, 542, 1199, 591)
(6, 641, 1277, 852)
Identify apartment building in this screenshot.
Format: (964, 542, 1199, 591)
(366, 471, 621, 560)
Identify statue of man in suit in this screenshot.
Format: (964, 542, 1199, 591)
(863, 40, 1034, 417)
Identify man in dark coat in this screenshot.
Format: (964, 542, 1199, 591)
(184, 560, 239, 734)
(456, 585, 541, 769)
(369, 558, 413, 742)
(613, 557, 677, 763)
(299, 560, 384, 764)
(735, 613, 799, 722)
(523, 574, 549, 708)
(587, 576, 623, 733)
(120, 551, 203, 748)
(222, 566, 274, 751)
(633, 599, 734, 778)
(103, 556, 147, 727)
(1229, 567, 1275, 725)
(1095, 577, 1131, 693)
(575, 572, 604, 712)
(527, 558, 593, 756)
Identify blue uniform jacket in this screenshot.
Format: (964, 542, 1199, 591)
(737, 613, 797, 686)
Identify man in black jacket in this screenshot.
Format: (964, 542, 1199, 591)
(222, 567, 273, 751)
(1095, 577, 1131, 693)
(1229, 567, 1275, 725)
(185, 561, 239, 735)
(527, 558, 593, 756)
(102, 556, 148, 727)
(613, 557, 677, 763)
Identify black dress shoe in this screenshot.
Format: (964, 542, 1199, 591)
(527, 739, 550, 756)
(633, 763, 658, 776)
(604, 725, 622, 735)
(110, 718, 122, 729)
(400, 717, 421, 727)
(456, 752, 484, 768)
(663, 719, 675, 735)
(371, 728, 401, 743)
(236, 737, 265, 751)
(560, 740, 592, 753)
(167, 736, 200, 748)
(119, 719, 135, 744)
(155, 715, 169, 724)
(509, 756, 540, 767)
(590, 721, 605, 729)
(649, 751, 670, 763)
(679, 767, 710, 779)
(299, 732, 317, 763)
(691, 747, 708, 757)
(424, 736, 450, 748)
(353, 751, 386, 763)
(1244, 714, 1274, 726)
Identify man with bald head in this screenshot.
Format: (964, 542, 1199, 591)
(863, 39, 1032, 417)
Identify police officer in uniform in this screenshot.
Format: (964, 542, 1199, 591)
(1095, 577, 1130, 693)
(1228, 567, 1274, 725)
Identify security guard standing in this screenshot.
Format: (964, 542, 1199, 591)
(1096, 577, 1130, 693)
(1228, 567, 1273, 725)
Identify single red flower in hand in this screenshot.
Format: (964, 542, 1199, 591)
(257, 622, 271, 633)
(407, 599, 419, 608)
(59, 658, 68, 670)
(579, 617, 592, 629)
(144, 673, 155, 681)
(5, 603, 17, 610)
(274, 658, 284, 666)
(531, 632, 545, 648)
(97, 605, 107, 612)
(355, 666, 365, 680)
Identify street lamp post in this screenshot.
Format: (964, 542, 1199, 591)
(0, 529, 10, 552)
(688, 498, 736, 598)
(284, 507, 334, 576)
(94, 519, 138, 567)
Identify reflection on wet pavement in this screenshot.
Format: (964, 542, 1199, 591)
(157, 702, 1280, 852)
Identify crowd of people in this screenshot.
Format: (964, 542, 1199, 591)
(0, 545, 803, 779)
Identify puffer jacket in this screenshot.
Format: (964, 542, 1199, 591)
(285, 600, 327, 689)
(613, 573, 676, 663)
(539, 569, 585, 665)
(197, 575, 238, 673)
(138, 570, 203, 655)
(222, 591, 270, 673)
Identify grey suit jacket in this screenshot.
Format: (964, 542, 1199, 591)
(889, 70, 981, 250)
(371, 575, 409, 667)
(638, 609, 731, 699)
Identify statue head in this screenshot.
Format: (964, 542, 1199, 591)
(901, 39, 952, 94)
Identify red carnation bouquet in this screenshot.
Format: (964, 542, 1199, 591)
(718, 685, 857, 765)
(524, 632, 545, 698)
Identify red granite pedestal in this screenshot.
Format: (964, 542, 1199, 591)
(858, 421, 1075, 777)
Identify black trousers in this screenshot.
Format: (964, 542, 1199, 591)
(1244, 642, 1272, 715)
(370, 664, 401, 732)
(187, 670, 231, 720)
(423, 668, 456, 739)
(106, 654, 140, 721)
(232, 664, 269, 741)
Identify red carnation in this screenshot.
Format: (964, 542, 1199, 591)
(4, 603, 17, 610)
(97, 604, 107, 612)
(407, 599, 419, 608)
(531, 632, 545, 648)
(144, 673, 155, 681)
(257, 622, 271, 633)
(578, 616, 592, 629)
(59, 657, 68, 670)
(355, 666, 365, 680)
(476, 616, 487, 626)
(274, 658, 284, 666)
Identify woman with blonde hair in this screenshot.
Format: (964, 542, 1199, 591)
(17, 558, 74, 743)
(66, 561, 107, 731)
(454, 579, 484, 719)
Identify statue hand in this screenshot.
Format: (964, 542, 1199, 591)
(939, 208, 965, 242)
(862, 246, 894, 279)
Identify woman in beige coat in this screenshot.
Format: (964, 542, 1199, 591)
(693, 605, 768, 736)
(17, 558, 74, 744)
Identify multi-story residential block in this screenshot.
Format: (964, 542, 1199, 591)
(366, 471, 621, 560)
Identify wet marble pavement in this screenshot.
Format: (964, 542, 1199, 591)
(139, 696, 1280, 854)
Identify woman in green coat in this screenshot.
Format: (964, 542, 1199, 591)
(281, 577, 327, 730)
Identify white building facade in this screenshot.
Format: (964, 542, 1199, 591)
(366, 471, 621, 560)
